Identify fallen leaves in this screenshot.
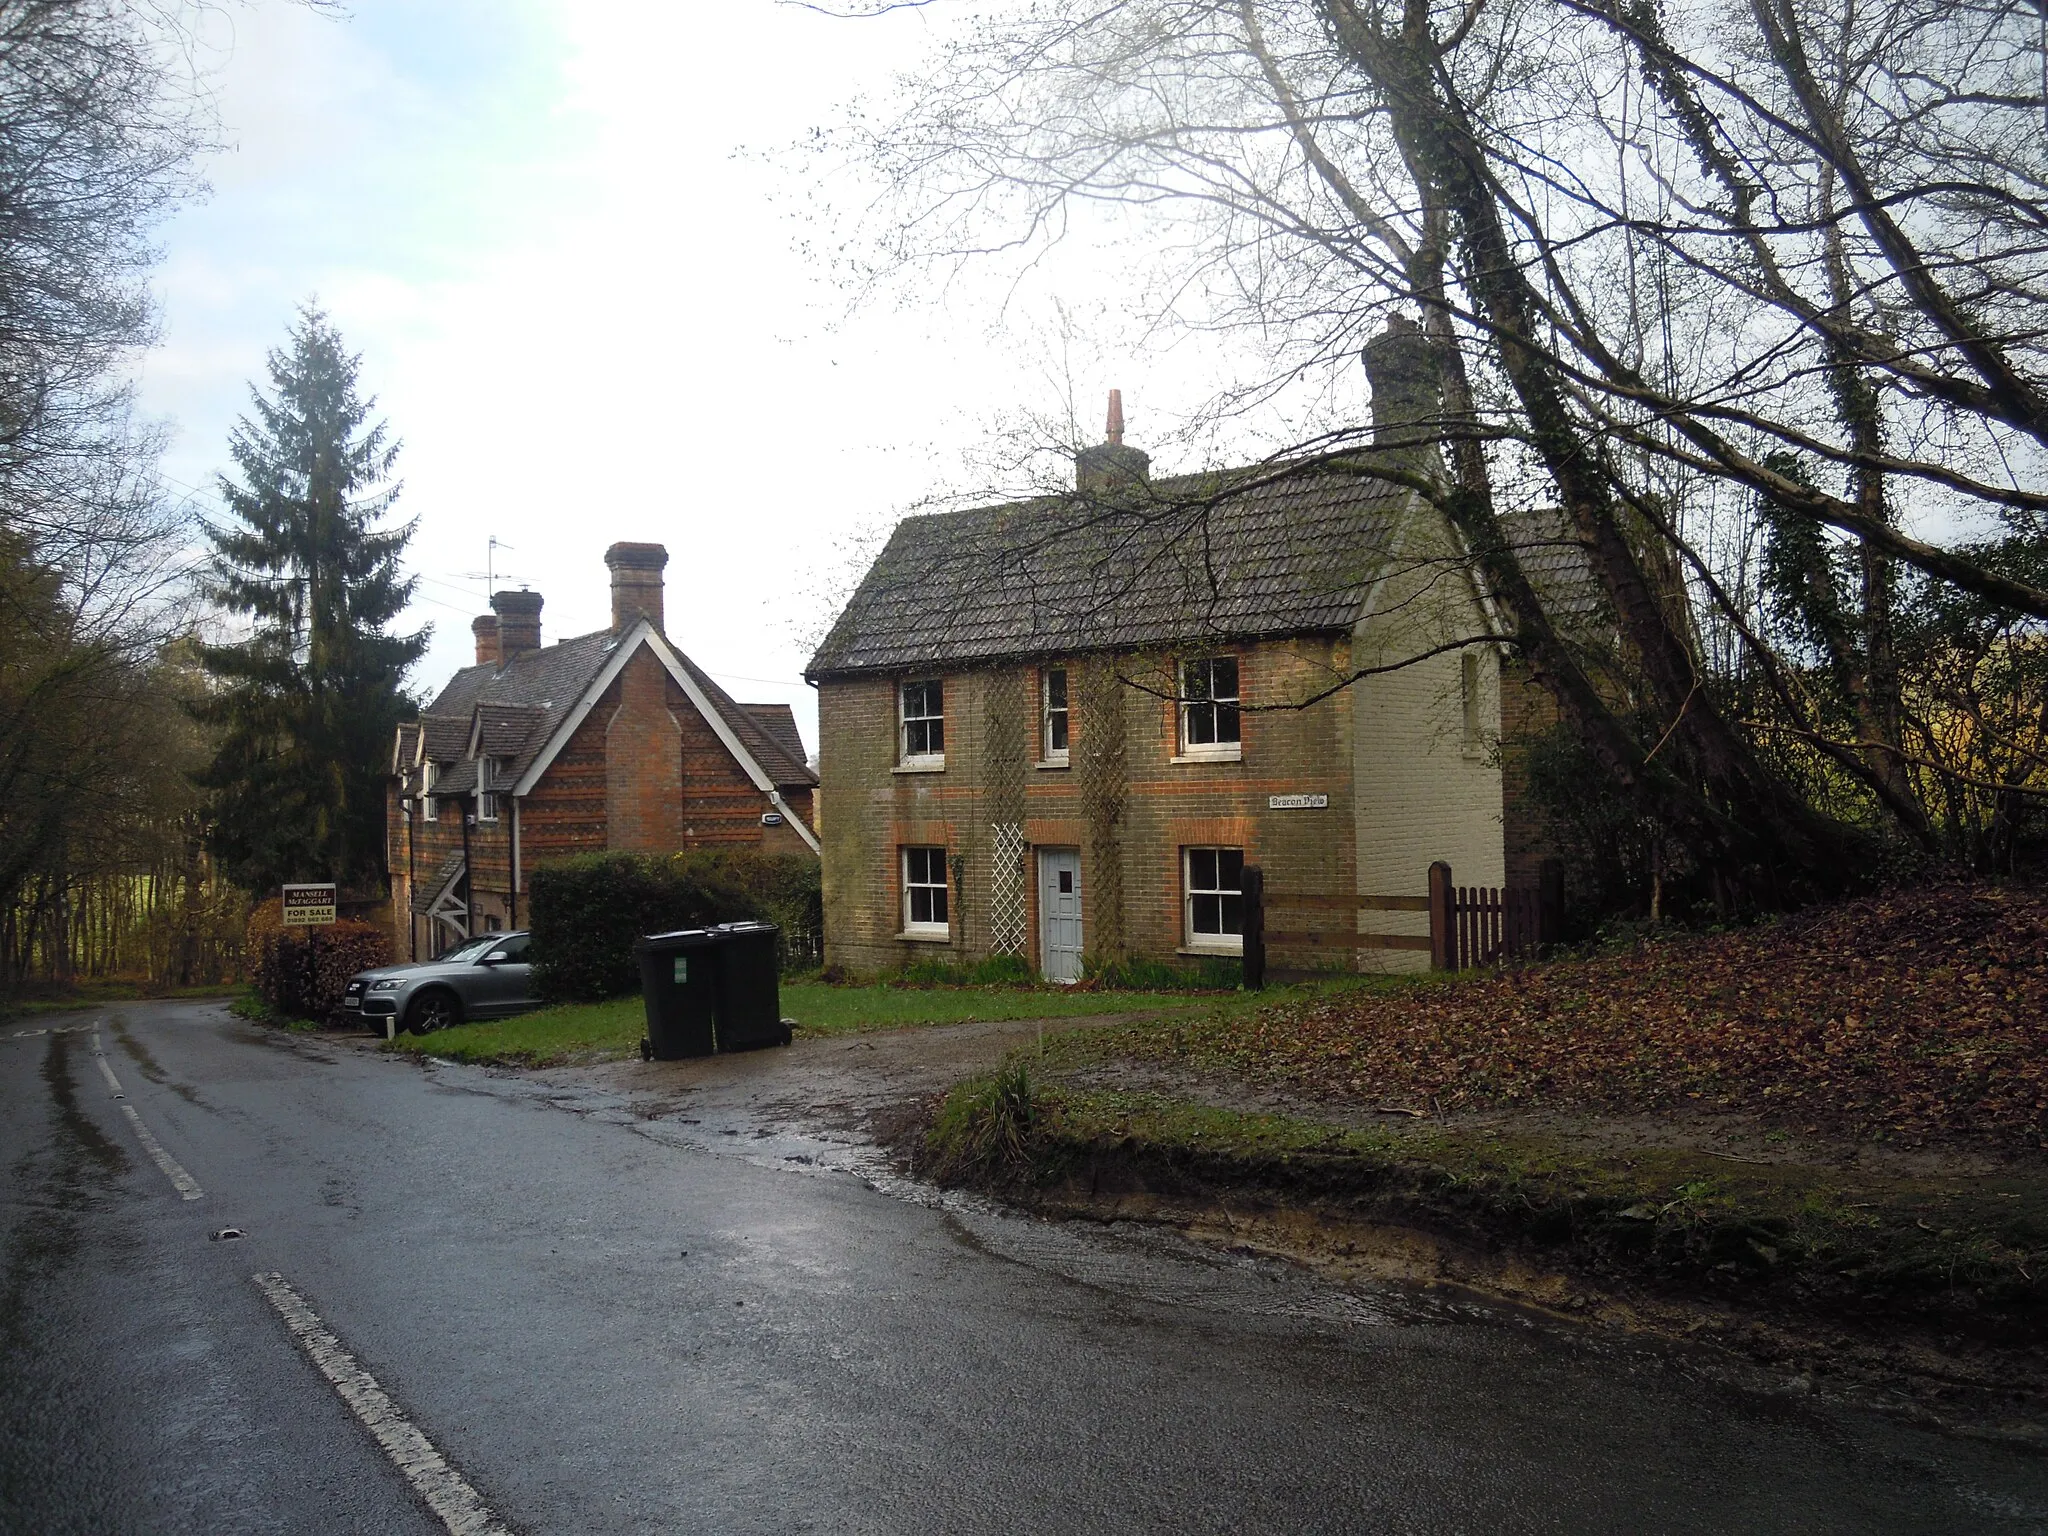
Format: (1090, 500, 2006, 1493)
(1139, 884, 2048, 1153)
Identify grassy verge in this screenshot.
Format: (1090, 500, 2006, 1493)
(922, 1072, 2048, 1338)
(1, 980, 238, 1024)
(929, 1073, 2048, 1343)
(379, 976, 1376, 1068)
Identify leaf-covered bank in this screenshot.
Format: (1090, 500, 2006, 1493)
(1065, 884, 2048, 1154)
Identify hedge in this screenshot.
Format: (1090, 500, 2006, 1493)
(244, 898, 392, 1021)
(528, 850, 823, 1002)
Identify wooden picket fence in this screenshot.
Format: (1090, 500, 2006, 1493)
(1244, 859, 1562, 986)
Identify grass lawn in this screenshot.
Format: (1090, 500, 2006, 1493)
(381, 975, 1388, 1068)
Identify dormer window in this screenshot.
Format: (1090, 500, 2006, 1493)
(476, 757, 499, 823)
(899, 679, 944, 768)
(422, 761, 438, 821)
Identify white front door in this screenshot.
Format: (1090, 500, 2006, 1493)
(1038, 848, 1083, 983)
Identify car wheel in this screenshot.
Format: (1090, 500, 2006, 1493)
(406, 989, 461, 1035)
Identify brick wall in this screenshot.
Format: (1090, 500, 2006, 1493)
(1498, 657, 1562, 885)
(384, 636, 821, 949)
(818, 636, 1362, 977)
(521, 706, 609, 865)
(606, 649, 687, 852)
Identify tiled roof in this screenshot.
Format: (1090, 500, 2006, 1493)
(1499, 508, 1610, 639)
(666, 651, 815, 787)
(741, 704, 807, 773)
(416, 627, 618, 795)
(476, 702, 549, 758)
(410, 851, 465, 915)
(410, 623, 817, 795)
(805, 464, 1412, 677)
(418, 713, 472, 764)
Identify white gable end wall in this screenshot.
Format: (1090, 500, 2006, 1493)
(1349, 509, 1506, 970)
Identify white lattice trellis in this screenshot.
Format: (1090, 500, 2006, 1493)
(988, 823, 1027, 956)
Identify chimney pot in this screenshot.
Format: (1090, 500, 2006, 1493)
(1076, 388, 1150, 496)
(472, 614, 502, 667)
(605, 542, 668, 633)
(491, 588, 544, 660)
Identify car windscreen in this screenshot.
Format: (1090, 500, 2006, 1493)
(438, 935, 500, 964)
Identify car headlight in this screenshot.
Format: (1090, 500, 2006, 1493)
(370, 979, 406, 991)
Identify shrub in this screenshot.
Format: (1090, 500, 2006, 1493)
(894, 952, 1035, 986)
(527, 849, 823, 1001)
(243, 898, 391, 1021)
(925, 1063, 1040, 1181)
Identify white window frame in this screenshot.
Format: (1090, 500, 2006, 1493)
(476, 758, 499, 823)
(1041, 666, 1070, 764)
(899, 679, 945, 768)
(1183, 846, 1245, 953)
(421, 761, 438, 821)
(1176, 656, 1242, 762)
(901, 846, 950, 936)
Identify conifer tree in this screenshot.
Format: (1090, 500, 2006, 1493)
(195, 308, 426, 896)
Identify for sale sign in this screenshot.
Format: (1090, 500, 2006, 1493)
(281, 883, 338, 927)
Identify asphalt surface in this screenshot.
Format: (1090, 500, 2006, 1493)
(5, 999, 2048, 1534)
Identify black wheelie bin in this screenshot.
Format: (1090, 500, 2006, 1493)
(710, 920, 791, 1051)
(634, 928, 722, 1060)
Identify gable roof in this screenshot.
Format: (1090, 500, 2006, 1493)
(806, 463, 1415, 678)
(410, 619, 817, 815)
(417, 627, 619, 787)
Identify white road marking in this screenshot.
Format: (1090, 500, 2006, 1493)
(93, 1028, 203, 1201)
(252, 1272, 512, 1536)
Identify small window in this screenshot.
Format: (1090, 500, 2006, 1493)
(1184, 847, 1245, 950)
(1042, 667, 1069, 761)
(476, 758, 499, 823)
(422, 762, 437, 822)
(1461, 651, 1483, 754)
(901, 679, 945, 762)
(902, 846, 950, 934)
(1180, 657, 1241, 754)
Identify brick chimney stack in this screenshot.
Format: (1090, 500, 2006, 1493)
(1363, 314, 1442, 457)
(605, 542, 668, 633)
(1075, 389, 1151, 496)
(472, 613, 502, 666)
(491, 588, 544, 660)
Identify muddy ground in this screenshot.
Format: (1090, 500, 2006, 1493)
(351, 1011, 2048, 1438)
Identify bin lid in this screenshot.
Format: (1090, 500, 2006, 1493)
(634, 928, 723, 950)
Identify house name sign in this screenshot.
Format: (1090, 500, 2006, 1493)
(1268, 793, 1329, 810)
(281, 883, 337, 927)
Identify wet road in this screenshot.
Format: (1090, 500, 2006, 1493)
(4, 1000, 2046, 1534)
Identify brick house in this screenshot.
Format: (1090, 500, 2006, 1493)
(386, 543, 818, 960)
(805, 323, 1581, 979)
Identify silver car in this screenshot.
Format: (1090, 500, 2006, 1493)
(342, 931, 538, 1034)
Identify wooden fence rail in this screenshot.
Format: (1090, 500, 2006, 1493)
(1244, 858, 1563, 986)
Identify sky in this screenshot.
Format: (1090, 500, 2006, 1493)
(137, 0, 1209, 756)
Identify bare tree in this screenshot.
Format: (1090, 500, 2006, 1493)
(817, 0, 2048, 901)
(0, 0, 219, 990)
